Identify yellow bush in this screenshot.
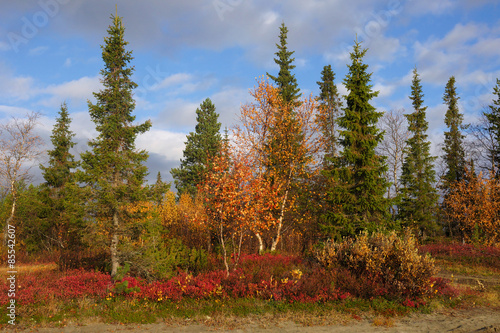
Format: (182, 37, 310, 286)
(315, 230, 436, 296)
(443, 169, 500, 246)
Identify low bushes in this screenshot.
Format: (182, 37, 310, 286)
(1, 235, 459, 308)
(0, 269, 111, 306)
(315, 231, 437, 297)
(419, 242, 500, 271)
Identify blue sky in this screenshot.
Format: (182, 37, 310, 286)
(1, 0, 499, 185)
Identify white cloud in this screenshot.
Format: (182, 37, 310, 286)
(373, 82, 396, 98)
(136, 129, 187, 162)
(410, 23, 499, 85)
(150, 73, 193, 91)
(438, 23, 485, 49)
(155, 99, 200, 130)
(70, 111, 97, 142)
(426, 104, 447, 134)
(261, 11, 279, 26)
(0, 71, 36, 101)
(366, 35, 403, 63)
(41, 76, 102, 107)
(337, 83, 348, 98)
(0, 105, 34, 118)
(473, 38, 500, 57)
(211, 86, 250, 127)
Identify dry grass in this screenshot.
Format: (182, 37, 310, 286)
(0, 262, 57, 274)
(372, 315, 395, 327)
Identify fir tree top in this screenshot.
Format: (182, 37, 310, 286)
(171, 98, 222, 197)
(442, 76, 466, 188)
(41, 102, 77, 189)
(443, 76, 463, 131)
(316, 64, 342, 161)
(267, 22, 301, 104)
(317, 65, 340, 107)
(340, 40, 381, 133)
(88, 14, 150, 141)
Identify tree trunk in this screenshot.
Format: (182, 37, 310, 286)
(220, 223, 229, 277)
(271, 170, 292, 252)
(110, 210, 120, 277)
(255, 232, 264, 254)
(232, 231, 243, 269)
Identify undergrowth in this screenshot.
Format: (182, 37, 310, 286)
(3, 235, 497, 328)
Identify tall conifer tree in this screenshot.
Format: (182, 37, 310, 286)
(267, 22, 301, 105)
(152, 171, 170, 207)
(39, 103, 84, 258)
(322, 40, 388, 238)
(316, 64, 342, 164)
(399, 68, 438, 234)
(171, 98, 222, 197)
(441, 76, 466, 193)
(79, 13, 151, 277)
(264, 23, 305, 183)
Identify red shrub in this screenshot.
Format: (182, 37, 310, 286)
(420, 243, 500, 270)
(0, 269, 111, 306)
(0, 253, 459, 306)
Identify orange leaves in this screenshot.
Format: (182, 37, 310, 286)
(233, 78, 322, 173)
(228, 78, 324, 251)
(444, 169, 500, 246)
(202, 147, 249, 230)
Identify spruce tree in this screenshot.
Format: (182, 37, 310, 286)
(79, 13, 151, 277)
(441, 76, 466, 193)
(39, 103, 85, 262)
(485, 78, 500, 178)
(316, 64, 342, 164)
(40, 102, 77, 188)
(398, 68, 438, 234)
(171, 98, 222, 197)
(151, 172, 170, 207)
(322, 40, 388, 239)
(267, 22, 301, 105)
(264, 23, 305, 183)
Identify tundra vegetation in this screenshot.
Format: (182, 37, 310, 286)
(1, 13, 499, 329)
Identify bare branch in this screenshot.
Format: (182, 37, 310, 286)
(0, 112, 44, 190)
(0, 111, 44, 242)
(377, 109, 409, 200)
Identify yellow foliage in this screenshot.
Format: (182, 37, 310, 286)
(159, 190, 177, 227)
(315, 231, 436, 296)
(443, 169, 500, 246)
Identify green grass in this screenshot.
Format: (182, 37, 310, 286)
(0, 294, 449, 329)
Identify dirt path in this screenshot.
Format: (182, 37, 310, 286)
(4, 308, 499, 333)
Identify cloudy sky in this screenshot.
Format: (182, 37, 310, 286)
(1, 0, 499, 185)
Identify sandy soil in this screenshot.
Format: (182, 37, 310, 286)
(4, 308, 499, 333)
